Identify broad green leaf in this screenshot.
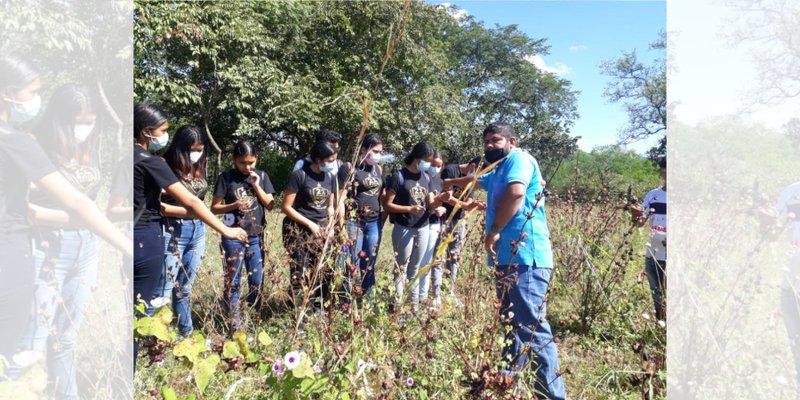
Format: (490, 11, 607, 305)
(161, 387, 177, 400)
(192, 354, 220, 393)
(257, 331, 272, 347)
(222, 341, 241, 359)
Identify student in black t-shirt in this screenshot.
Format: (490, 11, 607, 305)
(438, 156, 482, 304)
(419, 150, 447, 307)
(211, 140, 276, 330)
(0, 55, 131, 364)
(11, 84, 106, 395)
(133, 104, 246, 361)
(281, 140, 337, 310)
(153, 125, 210, 337)
(384, 142, 450, 310)
(344, 133, 385, 300)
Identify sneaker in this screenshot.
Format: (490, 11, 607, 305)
(432, 296, 442, 308)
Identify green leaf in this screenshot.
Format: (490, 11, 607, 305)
(173, 335, 207, 365)
(192, 354, 220, 393)
(232, 331, 249, 357)
(161, 386, 177, 400)
(222, 341, 241, 359)
(291, 362, 314, 379)
(155, 305, 173, 325)
(257, 331, 272, 347)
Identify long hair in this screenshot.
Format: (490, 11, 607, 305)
(134, 103, 168, 140)
(0, 54, 38, 114)
(163, 125, 207, 179)
(34, 84, 96, 166)
(403, 142, 435, 166)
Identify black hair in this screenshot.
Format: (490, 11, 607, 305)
(658, 157, 666, 170)
(360, 133, 383, 150)
(34, 84, 96, 165)
(315, 129, 341, 144)
(0, 54, 39, 103)
(164, 125, 207, 178)
(232, 140, 258, 159)
(309, 140, 338, 163)
(467, 156, 482, 166)
(431, 149, 442, 161)
(482, 122, 514, 139)
(403, 142, 435, 166)
(134, 103, 168, 140)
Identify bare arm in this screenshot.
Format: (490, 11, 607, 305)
(490, 182, 526, 232)
(161, 202, 198, 218)
(210, 195, 241, 214)
(164, 182, 246, 241)
(35, 172, 132, 257)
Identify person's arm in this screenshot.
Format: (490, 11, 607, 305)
(484, 182, 526, 256)
(106, 193, 132, 223)
(384, 191, 423, 215)
(161, 202, 199, 218)
(164, 182, 247, 241)
(28, 203, 77, 227)
(210, 195, 242, 214)
(34, 172, 133, 258)
(249, 172, 275, 211)
(281, 191, 322, 237)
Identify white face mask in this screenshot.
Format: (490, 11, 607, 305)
(190, 151, 203, 164)
(74, 123, 95, 144)
(8, 94, 42, 124)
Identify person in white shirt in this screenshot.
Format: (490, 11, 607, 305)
(631, 158, 667, 322)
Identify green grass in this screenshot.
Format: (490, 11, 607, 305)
(134, 207, 665, 399)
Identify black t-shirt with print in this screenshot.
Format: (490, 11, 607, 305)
(134, 145, 180, 225)
(285, 163, 335, 223)
(162, 172, 209, 207)
(213, 168, 275, 236)
(0, 123, 57, 239)
(441, 163, 471, 221)
(348, 163, 383, 222)
(428, 175, 443, 224)
(386, 168, 430, 228)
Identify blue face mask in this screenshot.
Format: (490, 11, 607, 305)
(429, 166, 442, 176)
(418, 160, 431, 172)
(322, 161, 337, 173)
(146, 131, 169, 151)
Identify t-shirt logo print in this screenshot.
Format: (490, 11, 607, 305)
(363, 174, 381, 195)
(234, 185, 257, 212)
(410, 182, 427, 206)
(309, 183, 330, 209)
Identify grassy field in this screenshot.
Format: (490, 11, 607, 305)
(133, 203, 665, 399)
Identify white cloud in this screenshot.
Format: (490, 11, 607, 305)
(437, 3, 469, 22)
(568, 44, 589, 52)
(524, 54, 571, 76)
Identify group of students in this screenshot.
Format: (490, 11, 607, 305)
(0, 55, 133, 398)
(133, 103, 487, 343)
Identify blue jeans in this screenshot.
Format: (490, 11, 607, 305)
(221, 235, 263, 329)
(419, 222, 443, 300)
(347, 219, 381, 296)
(645, 257, 666, 321)
(495, 264, 565, 400)
(15, 229, 97, 399)
(159, 218, 206, 336)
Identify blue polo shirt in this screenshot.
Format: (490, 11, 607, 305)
(478, 148, 553, 268)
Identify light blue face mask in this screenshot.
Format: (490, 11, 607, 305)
(429, 166, 442, 176)
(418, 160, 431, 172)
(147, 132, 169, 151)
(322, 161, 337, 173)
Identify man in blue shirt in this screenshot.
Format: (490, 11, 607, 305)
(478, 122, 566, 399)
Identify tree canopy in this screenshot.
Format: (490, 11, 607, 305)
(133, 0, 579, 172)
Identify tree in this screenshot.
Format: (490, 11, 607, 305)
(134, 1, 580, 172)
(601, 31, 666, 161)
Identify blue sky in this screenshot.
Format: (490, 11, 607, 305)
(431, 1, 665, 153)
